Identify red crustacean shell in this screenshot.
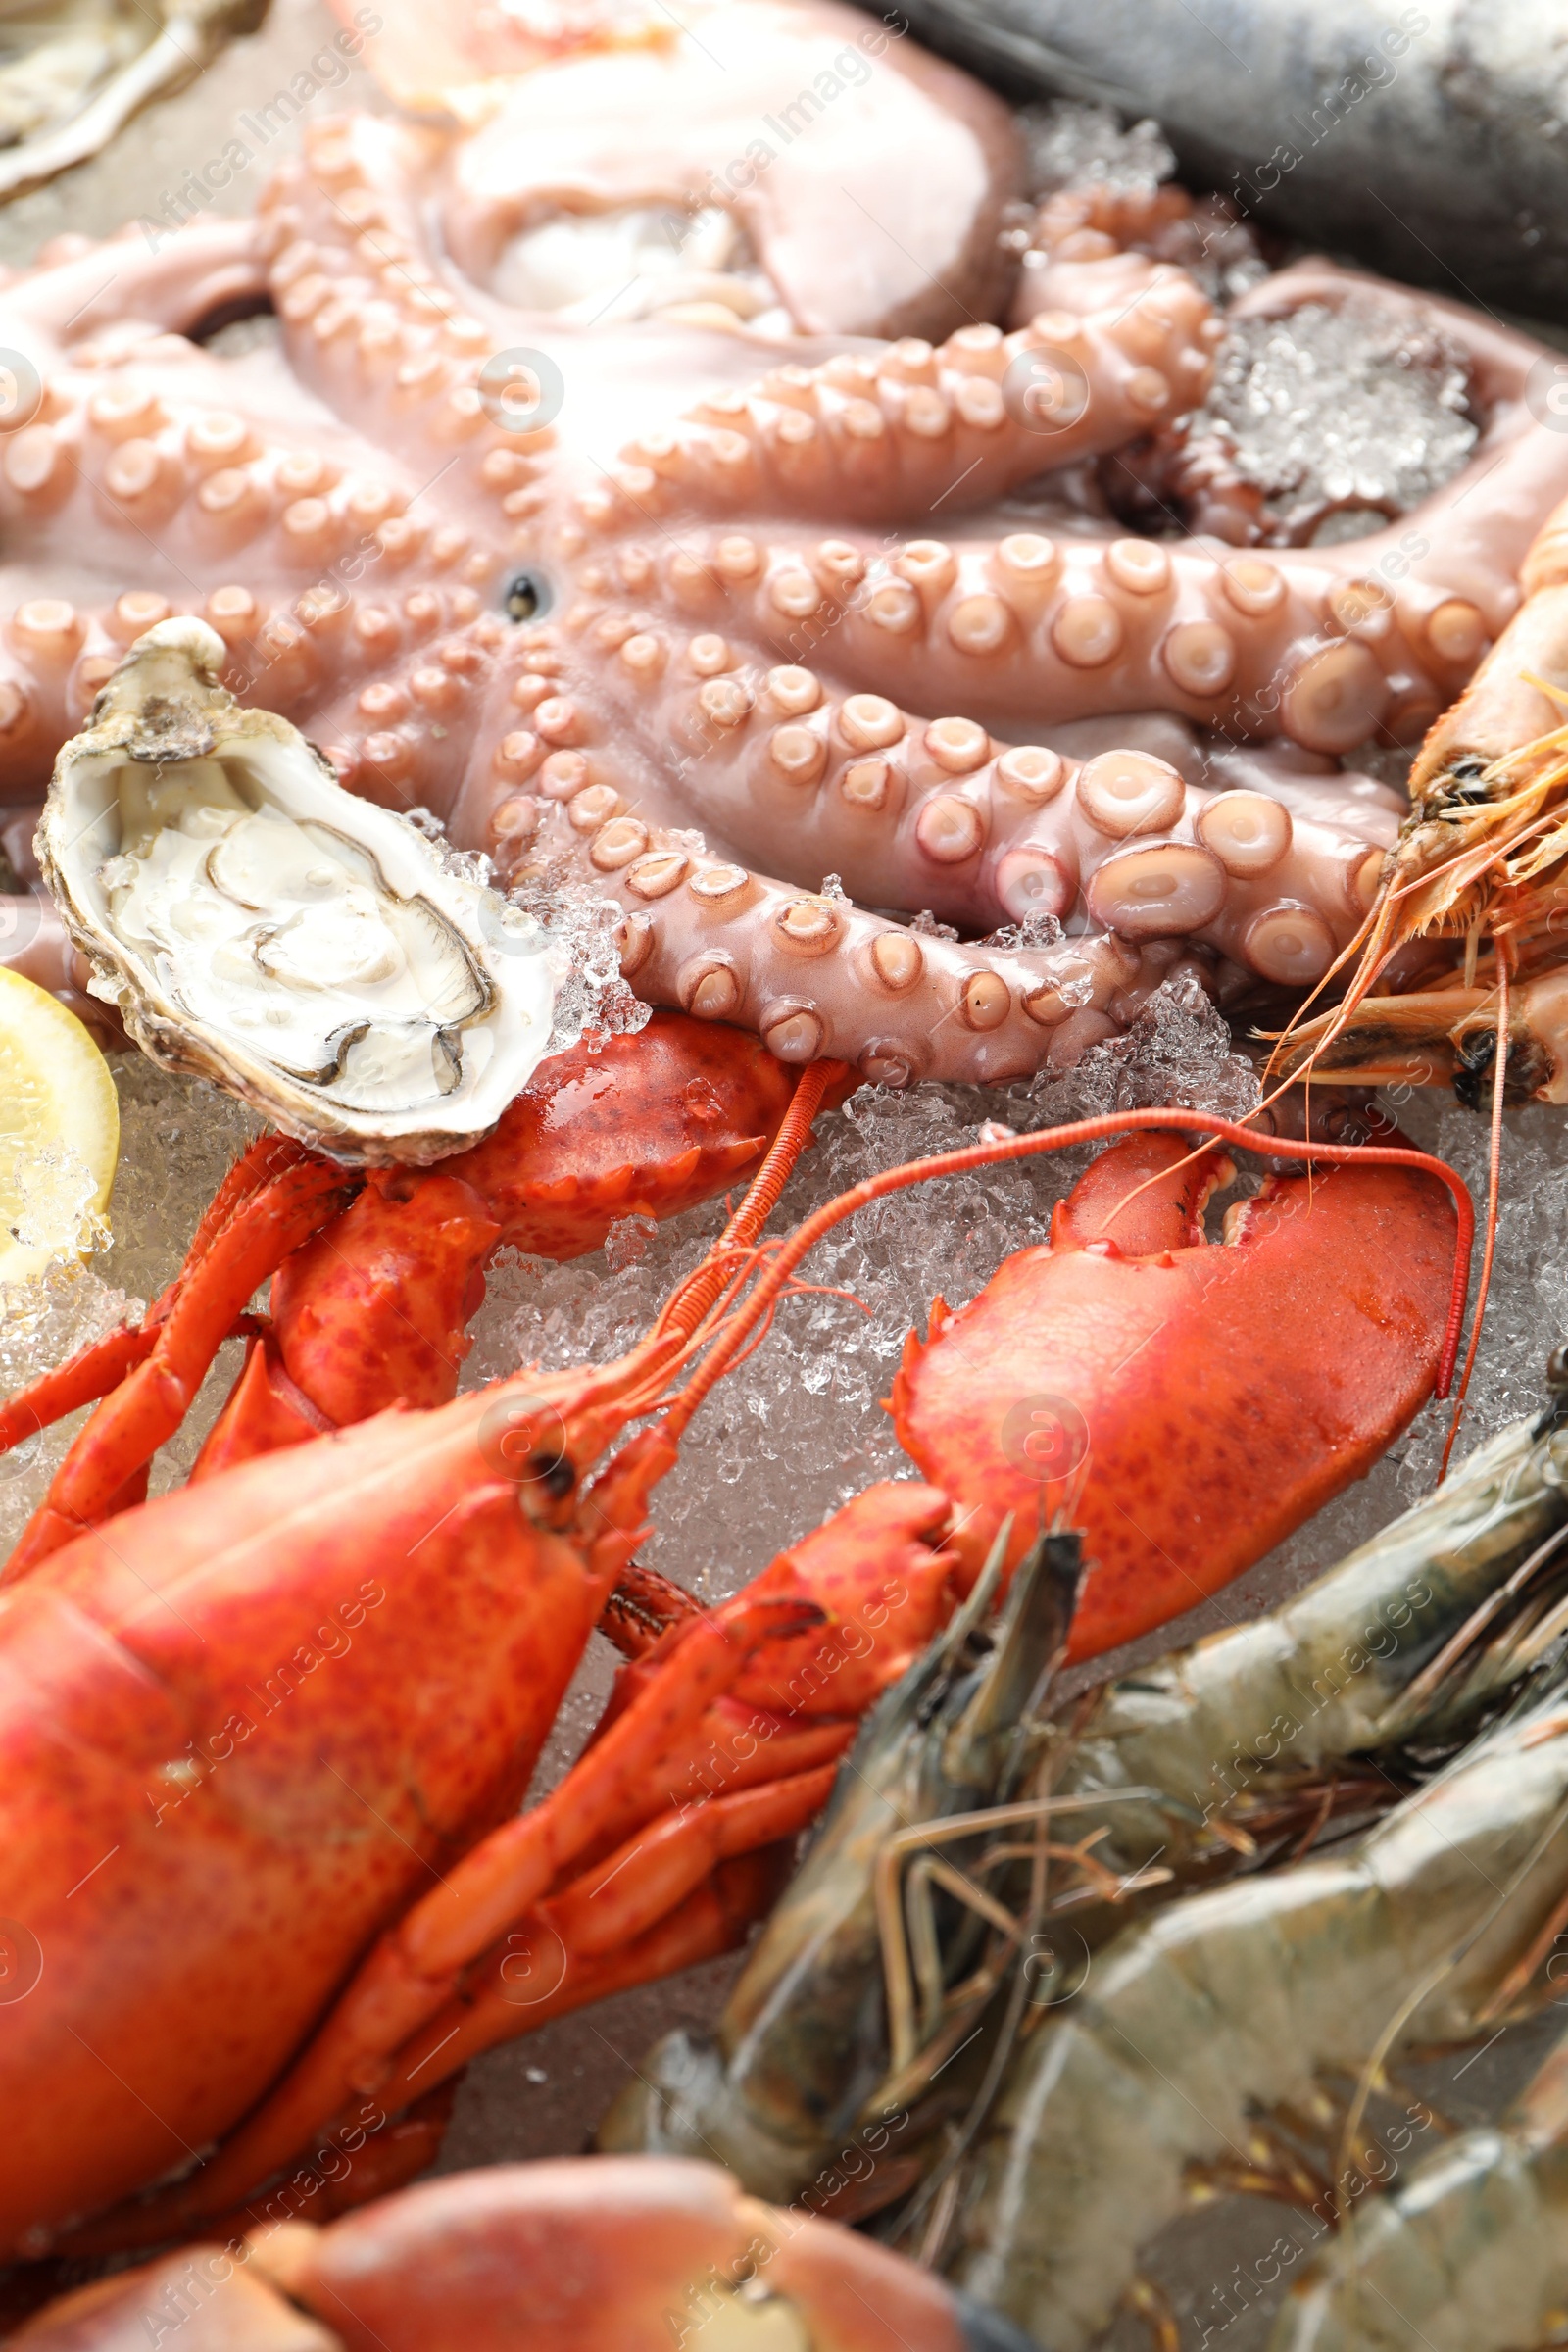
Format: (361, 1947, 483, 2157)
(11, 2158, 1005, 2350)
(889, 1131, 1459, 1659)
(0, 1391, 605, 2255)
(202, 1013, 803, 1449)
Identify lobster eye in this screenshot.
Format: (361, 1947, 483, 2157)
(504, 570, 552, 623)
(531, 1450, 575, 1499)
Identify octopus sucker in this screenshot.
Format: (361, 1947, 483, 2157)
(0, 103, 1564, 1084)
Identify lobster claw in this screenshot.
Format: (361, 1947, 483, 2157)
(890, 1128, 1460, 1659)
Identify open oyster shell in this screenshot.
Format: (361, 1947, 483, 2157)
(0, 1, 266, 201)
(38, 619, 556, 1165)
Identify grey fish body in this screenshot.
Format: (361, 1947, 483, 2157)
(866, 0, 1568, 318)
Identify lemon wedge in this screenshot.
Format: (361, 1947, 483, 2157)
(0, 964, 119, 1292)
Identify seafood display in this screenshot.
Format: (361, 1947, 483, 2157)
(875, 0, 1568, 321)
(610, 1362, 1568, 2202)
(1, 111, 1567, 1082)
(11, 2156, 1038, 2349)
(0, 1007, 814, 1555)
(9, 2, 1568, 2345)
(0, 1111, 1465, 1644)
(0, 1089, 910, 2255)
(0, 1106, 1469, 2259)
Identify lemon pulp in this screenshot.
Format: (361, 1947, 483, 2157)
(0, 964, 119, 1292)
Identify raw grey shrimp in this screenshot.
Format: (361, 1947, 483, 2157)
(949, 1665, 1568, 2350)
(1266, 2020, 1568, 2352)
(1038, 1355, 1568, 1914)
(602, 1361, 1568, 2228)
(599, 1530, 1084, 2207)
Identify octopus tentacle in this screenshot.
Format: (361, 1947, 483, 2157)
(2, 217, 266, 344)
(467, 622, 1380, 1073)
(1007, 179, 1265, 329)
(624, 287, 1220, 522)
(566, 806, 1162, 1087)
(534, 631, 1391, 980)
(647, 523, 1459, 749)
(0, 91, 1560, 1090)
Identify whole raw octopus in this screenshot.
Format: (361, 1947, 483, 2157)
(1, 47, 1566, 1085)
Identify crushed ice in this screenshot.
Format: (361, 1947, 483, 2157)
(1018, 99, 1176, 197)
(1190, 294, 1478, 544)
(1027, 972, 1261, 1123)
(0, 1138, 109, 1277)
(508, 882, 652, 1057)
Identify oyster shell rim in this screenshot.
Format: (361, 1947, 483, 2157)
(37, 619, 557, 1168)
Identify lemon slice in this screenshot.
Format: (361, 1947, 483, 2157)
(0, 965, 119, 1292)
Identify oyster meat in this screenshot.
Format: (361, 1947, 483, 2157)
(0, 1, 266, 201)
(39, 619, 557, 1164)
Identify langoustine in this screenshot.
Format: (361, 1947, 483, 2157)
(1280, 475, 1568, 1110)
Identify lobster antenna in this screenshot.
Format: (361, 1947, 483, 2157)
(650, 1112, 1476, 1447)
(559, 1057, 848, 1429)
(654, 1056, 847, 1348)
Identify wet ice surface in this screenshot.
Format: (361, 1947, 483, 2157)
(1018, 98, 1176, 197)
(1190, 296, 1479, 544)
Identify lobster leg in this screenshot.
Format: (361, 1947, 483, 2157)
(194, 1016, 818, 1472)
(3, 1152, 360, 1578)
(540, 1763, 841, 1957)
(353, 1871, 797, 2145)
(0, 1134, 318, 1456)
(0, 1322, 159, 1454)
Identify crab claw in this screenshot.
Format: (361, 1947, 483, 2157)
(11, 2158, 1036, 2351)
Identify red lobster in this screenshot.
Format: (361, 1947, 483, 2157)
(3, 1062, 1468, 1654)
(0, 1009, 814, 1570)
(0, 1072, 1469, 2258)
